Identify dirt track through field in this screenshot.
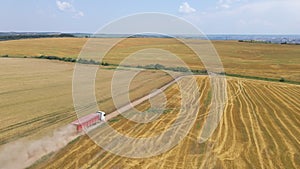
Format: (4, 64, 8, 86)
(31, 77, 300, 169)
(105, 75, 186, 121)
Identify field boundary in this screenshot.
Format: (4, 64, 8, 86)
(224, 73, 300, 85)
(2, 55, 299, 85)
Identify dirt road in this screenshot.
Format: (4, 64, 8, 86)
(106, 75, 185, 121)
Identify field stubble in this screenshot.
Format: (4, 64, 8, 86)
(32, 76, 300, 169)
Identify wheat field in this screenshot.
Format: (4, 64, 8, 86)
(1, 38, 300, 81)
(31, 76, 300, 169)
(0, 58, 174, 145)
(0, 38, 299, 168)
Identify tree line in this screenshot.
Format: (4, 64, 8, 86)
(0, 33, 75, 41)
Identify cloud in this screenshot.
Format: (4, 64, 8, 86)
(217, 0, 241, 9)
(56, 1, 72, 11)
(220, 4, 230, 9)
(182, 0, 300, 34)
(76, 11, 84, 17)
(179, 2, 196, 14)
(56, 0, 84, 18)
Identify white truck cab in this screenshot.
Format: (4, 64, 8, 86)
(97, 111, 106, 121)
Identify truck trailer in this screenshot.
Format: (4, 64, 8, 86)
(72, 111, 106, 132)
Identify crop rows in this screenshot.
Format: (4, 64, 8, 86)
(32, 77, 300, 169)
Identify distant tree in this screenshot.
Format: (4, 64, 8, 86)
(58, 33, 75, 37)
(101, 62, 109, 66)
(279, 78, 285, 82)
(154, 64, 165, 70)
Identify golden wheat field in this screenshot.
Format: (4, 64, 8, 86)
(30, 76, 300, 169)
(0, 38, 299, 169)
(0, 58, 174, 145)
(0, 38, 300, 81)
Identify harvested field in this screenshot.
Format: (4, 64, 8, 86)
(0, 38, 299, 168)
(31, 76, 300, 169)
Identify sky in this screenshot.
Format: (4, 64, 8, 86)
(0, 0, 299, 34)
